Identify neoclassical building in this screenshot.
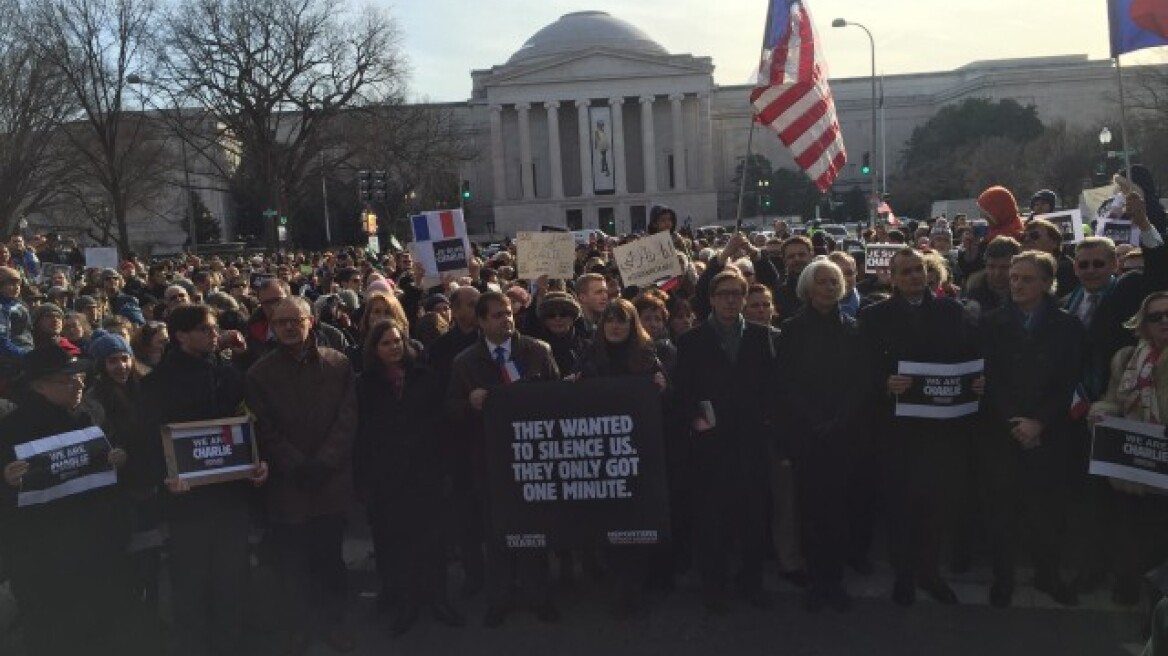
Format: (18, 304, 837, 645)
(453, 10, 1157, 238)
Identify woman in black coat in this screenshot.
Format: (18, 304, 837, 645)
(575, 299, 666, 617)
(776, 258, 871, 613)
(355, 319, 463, 636)
(979, 251, 1085, 608)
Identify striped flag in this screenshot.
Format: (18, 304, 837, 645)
(411, 210, 462, 243)
(749, 0, 846, 191)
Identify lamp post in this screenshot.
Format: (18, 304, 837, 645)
(127, 73, 198, 254)
(831, 18, 877, 223)
(1099, 126, 1113, 185)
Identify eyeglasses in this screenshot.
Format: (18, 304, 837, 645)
(1076, 259, 1110, 270)
(1145, 311, 1168, 324)
(272, 316, 310, 328)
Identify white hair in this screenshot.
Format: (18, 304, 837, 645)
(795, 257, 845, 303)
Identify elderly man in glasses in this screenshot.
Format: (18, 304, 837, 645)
(1063, 190, 1168, 596)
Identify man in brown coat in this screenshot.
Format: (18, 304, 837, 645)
(447, 291, 560, 627)
(246, 296, 357, 654)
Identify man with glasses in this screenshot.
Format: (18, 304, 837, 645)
(246, 296, 357, 653)
(100, 268, 145, 326)
(675, 270, 778, 614)
(140, 304, 268, 656)
(1063, 192, 1168, 595)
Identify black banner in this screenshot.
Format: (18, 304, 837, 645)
(1090, 417, 1168, 490)
(433, 238, 468, 273)
(483, 377, 670, 549)
(14, 426, 116, 507)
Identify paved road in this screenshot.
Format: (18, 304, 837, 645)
(0, 540, 1152, 656)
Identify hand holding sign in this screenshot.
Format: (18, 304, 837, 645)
(108, 448, 127, 468)
(887, 375, 912, 395)
(4, 460, 29, 488)
(1010, 417, 1043, 449)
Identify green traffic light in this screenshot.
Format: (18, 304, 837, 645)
(861, 165, 871, 175)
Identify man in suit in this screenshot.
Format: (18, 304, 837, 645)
(446, 291, 560, 627)
(858, 247, 980, 607)
(674, 270, 777, 614)
(1062, 192, 1167, 599)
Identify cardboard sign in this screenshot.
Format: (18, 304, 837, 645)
(84, 247, 119, 271)
(13, 426, 116, 507)
(483, 377, 670, 549)
(1090, 416, 1168, 490)
(1033, 209, 1085, 244)
(864, 243, 901, 273)
(516, 231, 576, 280)
(612, 231, 682, 288)
(1096, 218, 1141, 246)
(410, 209, 471, 279)
(161, 417, 258, 487)
(895, 359, 984, 419)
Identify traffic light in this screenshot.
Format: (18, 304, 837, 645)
(362, 210, 378, 235)
(461, 179, 471, 201)
(372, 170, 387, 202)
(860, 152, 871, 176)
(357, 170, 371, 202)
(278, 215, 288, 226)
(761, 194, 772, 209)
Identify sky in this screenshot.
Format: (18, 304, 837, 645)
(387, 0, 1166, 102)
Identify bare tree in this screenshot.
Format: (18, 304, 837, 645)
(23, 0, 168, 251)
(0, 0, 79, 236)
(158, 0, 407, 233)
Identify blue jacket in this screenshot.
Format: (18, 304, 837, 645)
(0, 296, 33, 357)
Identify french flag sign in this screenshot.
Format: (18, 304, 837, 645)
(410, 209, 471, 279)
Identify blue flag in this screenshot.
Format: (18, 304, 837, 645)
(1109, 0, 1168, 57)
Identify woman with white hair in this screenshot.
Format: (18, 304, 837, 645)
(775, 257, 872, 612)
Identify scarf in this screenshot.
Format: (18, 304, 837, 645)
(1118, 339, 1163, 424)
(385, 364, 406, 401)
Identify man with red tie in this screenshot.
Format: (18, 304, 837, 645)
(446, 291, 560, 627)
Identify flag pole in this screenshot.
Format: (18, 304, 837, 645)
(735, 0, 780, 233)
(1113, 55, 1134, 175)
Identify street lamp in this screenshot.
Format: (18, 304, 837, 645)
(832, 18, 878, 223)
(1099, 126, 1112, 148)
(127, 73, 198, 254)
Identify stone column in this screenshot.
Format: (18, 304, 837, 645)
(517, 102, 534, 200)
(640, 95, 658, 193)
(608, 97, 628, 195)
(489, 104, 506, 200)
(575, 98, 593, 198)
(669, 93, 688, 191)
(545, 101, 564, 200)
(697, 92, 714, 188)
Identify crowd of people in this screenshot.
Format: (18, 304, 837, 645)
(1, 169, 1167, 655)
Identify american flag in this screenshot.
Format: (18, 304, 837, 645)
(749, 0, 846, 191)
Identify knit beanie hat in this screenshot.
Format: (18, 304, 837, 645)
(977, 186, 1024, 241)
(366, 278, 393, 295)
(88, 333, 132, 364)
(31, 303, 64, 326)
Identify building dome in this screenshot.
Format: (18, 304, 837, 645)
(508, 11, 668, 64)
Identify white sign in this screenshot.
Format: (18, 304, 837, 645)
(84, 247, 118, 270)
(612, 231, 683, 289)
(1096, 218, 1141, 246)
(1033, 209, 1085, 244)
(367, 235, 380, 255)
(588, 106, 615, 194)
(410, 209, 470, 279)
(516, 232, 576, 280)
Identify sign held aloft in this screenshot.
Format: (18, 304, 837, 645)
(864, 243, 901, 274)
(516, 231, 575, 280)
(411, 209, 471, 279)
(612, 231, 682, 289)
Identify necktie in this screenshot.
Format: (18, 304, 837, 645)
(494, 346, 507, 368)
(1081, 292, 1099, 327)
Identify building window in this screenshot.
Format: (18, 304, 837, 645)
(599, 207, 616, 236)
(667, 154, 675, 189)
(631, 205, 647, 233)
(566, 209, 583, 231)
